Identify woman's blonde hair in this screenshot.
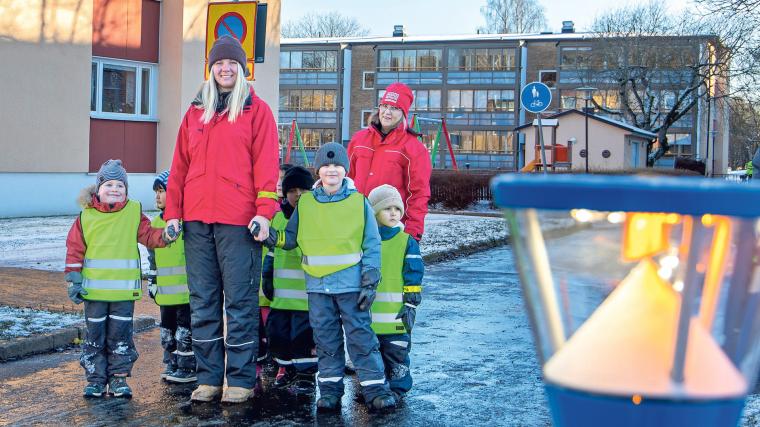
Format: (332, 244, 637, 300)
(199, 62, 250, 124)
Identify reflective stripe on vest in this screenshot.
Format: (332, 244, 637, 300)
(270, 211, 309, 311)
(296, 191, 364, 278)
(81, 200, 142, 302)
(371, 231, 409, 335)
(151, 216, 190, 306)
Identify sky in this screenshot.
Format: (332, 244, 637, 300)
(281, 0, 692, 37)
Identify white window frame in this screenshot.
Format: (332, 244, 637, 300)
(362, 71, 375, 90)
(91, 56, 158, 122)
(361, 109, 374, 128)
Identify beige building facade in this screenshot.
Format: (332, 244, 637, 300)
(0, 0, 280, 216)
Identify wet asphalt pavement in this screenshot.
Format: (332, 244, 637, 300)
(4, 226, 760, 426)
(0, 243, 550, 426)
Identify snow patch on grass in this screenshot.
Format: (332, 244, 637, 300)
(0, 306, 82, 340)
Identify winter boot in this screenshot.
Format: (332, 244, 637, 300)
(370, 394, 397, 411)
(190, 384, 222, 402)
(83, 382, 106, 398)
(289, 372, 316, 395)
(166, 369, 197, 384)
(108, 376, 133, 398)
(221, 386, 255, 403)
(161, 363, 177, 380)
(273, 367, 297, 388)
(317, 394, 341, 412)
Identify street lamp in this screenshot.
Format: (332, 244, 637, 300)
(577, 87, 597, 173)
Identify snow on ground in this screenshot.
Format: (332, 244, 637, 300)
(0, 212, 160, 272)
(0, 306, 82, 340)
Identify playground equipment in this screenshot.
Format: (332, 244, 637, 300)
(522, 143, 572, 172)
(492, 174, 760, 426)
(277, 120, 309, 166)
(410, 114, 458, 171)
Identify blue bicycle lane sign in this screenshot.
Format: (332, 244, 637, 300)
(521, 82, 552, 114)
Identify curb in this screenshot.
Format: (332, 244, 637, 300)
(428, 210, 502, 218)
(0, 315, 156, 362)
(423, 221, 588, 265)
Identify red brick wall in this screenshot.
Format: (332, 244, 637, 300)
(89, 119, 157, 173)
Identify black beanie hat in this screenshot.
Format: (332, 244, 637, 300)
(208, 35, 250, 77)
(282, 166, 315, 195)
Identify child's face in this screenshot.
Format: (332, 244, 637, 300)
(377, 206, 402, 227)
(98, 180, 126, 204)
(155, 187, 166, 210)
(318, 164, 346, 189)
(277, 170, 286, 198)
(286, 188, 307, 208)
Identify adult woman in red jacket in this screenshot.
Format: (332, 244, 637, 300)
(164, 36, 279, 404)
(347, 82, 432, 241)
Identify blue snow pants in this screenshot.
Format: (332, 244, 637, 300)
(378, 333, 413, 395)
(308, 292, 391, 402)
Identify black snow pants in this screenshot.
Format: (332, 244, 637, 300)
(81, 300, 139, 385)
(267, 308, 317, 373)
(184, 221, 260, 389)
(160, 304, 195, 371)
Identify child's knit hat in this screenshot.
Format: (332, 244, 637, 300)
(96, 159, 128, 190)
(153, 170, 170, 191)
(314, 142, 349, 173)
(368, 184, 404, 218)
(282, 166, 315, 194)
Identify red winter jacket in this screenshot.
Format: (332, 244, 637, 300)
(65, 190, 166, 274)
(348, 122, 432, 240)
(165, 87, 280, 226)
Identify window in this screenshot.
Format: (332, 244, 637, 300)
(378, 48, 443, 71)
(560, 47, 592, 69)
(279, 89, 338, 111)
(539, 70, 557, 88)
(280, 50, 338, 71)
(561, 89, 618, 111)
(378, 89, 442, 111)
(448, 48, 516, 71)
(361, 110, 374, 128)
(91, 57, 157, 121)
(666, 133, 692, 156)
(447, 90, 514, 111)
(362, 71, 375, 90)
(279, 128, 337, 149)
(446, 131, 513, 153)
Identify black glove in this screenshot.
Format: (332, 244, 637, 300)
(255, 225, 279, 248)
(396, 305, 416, 333)
(262, 277, 274, 301)
(396, 291, 421, 333)
(65, 271, 87, 305)
(357, 269, 381, 311)
(147, 277, 157, 300)
(162, 225, 180, 244)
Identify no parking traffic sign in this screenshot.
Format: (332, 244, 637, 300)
(206, 1, 258, 80)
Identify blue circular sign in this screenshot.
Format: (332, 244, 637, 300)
(521, 82, 552, 113)
(215, 12, 248, 44)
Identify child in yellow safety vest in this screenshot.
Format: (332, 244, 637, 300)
(255, 164, 292, 383)
(261, 165, 318, 393)
(64, 160, 177, 398)
(367, 184, 424, 400)
(255, 143, 397, 412)
(146, 170, 197, 384)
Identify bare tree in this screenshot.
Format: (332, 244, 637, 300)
(728, 97, 760, 168)
(479, 0, 547, 34)
(282, 12, 369, 38)
(582, 1, 752, 166)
